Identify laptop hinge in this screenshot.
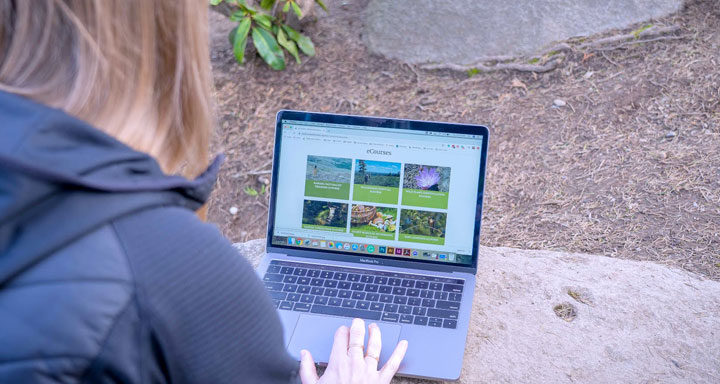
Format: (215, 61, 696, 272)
(266, 245, 477, 275)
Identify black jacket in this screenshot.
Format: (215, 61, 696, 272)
(0, 91, 299, 383)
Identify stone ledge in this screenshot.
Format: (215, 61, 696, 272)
(234, 239, 720, 383)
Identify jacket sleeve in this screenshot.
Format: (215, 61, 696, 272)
(111, 206, 299, 384)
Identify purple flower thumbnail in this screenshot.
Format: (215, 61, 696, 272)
(415, 167, 440, 189)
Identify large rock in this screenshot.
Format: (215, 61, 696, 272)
(234, 239, 720, 383)
(363, 0, 684, 65)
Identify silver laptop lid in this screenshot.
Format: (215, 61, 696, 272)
(265, 111, 488, 272)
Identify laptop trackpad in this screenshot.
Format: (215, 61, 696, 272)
(287, 315, 402, 367)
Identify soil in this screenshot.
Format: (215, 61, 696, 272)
(207, 0, 720, 280)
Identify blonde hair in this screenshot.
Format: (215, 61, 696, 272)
(0, 0, 214, 177)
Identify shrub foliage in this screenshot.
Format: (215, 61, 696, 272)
(211, 0, 326, 70)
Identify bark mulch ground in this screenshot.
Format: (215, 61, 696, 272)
(207, 0, 720, 280)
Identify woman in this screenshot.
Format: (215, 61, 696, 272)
(0, 1, 406, 383)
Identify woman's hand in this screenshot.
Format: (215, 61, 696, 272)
(299, 318, 409, 384)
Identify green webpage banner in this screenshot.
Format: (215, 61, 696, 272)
(401, 189, 449, 209)
(305, 180, 350, 200)
(398, 233, 445, 245)
(302, 224, 346, 232)
(351, 228, 395, 240)
(353, 185, 399, 204)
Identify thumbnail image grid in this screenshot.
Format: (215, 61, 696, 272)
(297, 155, 458, 254)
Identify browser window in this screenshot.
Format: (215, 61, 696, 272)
(270, 119, 483, 265)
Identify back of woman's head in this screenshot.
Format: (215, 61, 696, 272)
(0, 0, 213, 176)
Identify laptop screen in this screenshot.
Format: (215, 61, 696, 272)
(269, 116, 485, 266)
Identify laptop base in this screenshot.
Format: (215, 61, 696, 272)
(260, 252, 474, 381)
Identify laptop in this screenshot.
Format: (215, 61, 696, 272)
(256, 110, 488, 381)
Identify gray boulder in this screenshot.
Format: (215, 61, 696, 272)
(235, 239, 720, 382)
(234, 239, 720, 383)
(363, 0, 684, 65)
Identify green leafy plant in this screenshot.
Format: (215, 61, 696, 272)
(243, 184, 267, 196)
(211, 0, 326, 70)
(632, 24, 653, 39)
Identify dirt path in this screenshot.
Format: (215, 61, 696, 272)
(207, 0, 719, 280)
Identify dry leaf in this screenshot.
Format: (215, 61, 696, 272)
(498, 93, 513, 102)
(511, 78, 528, 92)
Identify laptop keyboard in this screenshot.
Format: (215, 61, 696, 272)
(263, 260, 463, 329)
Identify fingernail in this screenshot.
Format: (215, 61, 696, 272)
(300, 350, 307, 358)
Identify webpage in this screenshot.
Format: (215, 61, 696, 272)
(271, 119, 483, 265)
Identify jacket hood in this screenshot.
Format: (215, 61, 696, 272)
(0, 90, 223, 286)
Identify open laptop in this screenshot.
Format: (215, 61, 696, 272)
(256, 110, 488, 381)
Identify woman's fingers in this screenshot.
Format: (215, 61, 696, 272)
(348, 318, 366, 368)
(364, 323, 382, 371)
(313, 323, 406, 383)
(299, 349, 319, 384)
(327, 325, 349, 368)
(380, 340, 408, 382)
